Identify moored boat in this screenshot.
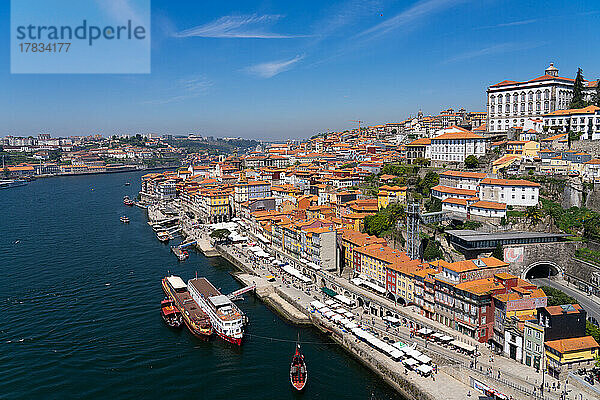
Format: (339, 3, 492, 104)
(0, 179, 28, 190)
(161, 299, 183, 328)
(161, 276, 212, 338)
(290, 341, 307, 391)
(187, 277, 245, 345)
(172, 246, 189, 261)
(123, 196, 134, 206)
(120, 216, 130, 223)
(157, 231, 170, 242)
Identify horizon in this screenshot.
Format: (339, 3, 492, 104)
(3, 0, 600, 139)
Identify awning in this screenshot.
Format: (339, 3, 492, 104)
(282, 265, 311, 283)
(344, 321, 358, 330)
(383, 316, 401, 324)
(450, 340, 476, 353)
(440, 335, 453, 342)
(416, 354, 432, 364)
(403, 358, 419, 367)
(403, 348, 422, 359)
(321, 287, 338, 297)
(416, 364, 433, 375)
(390, 349, 404, 361)
(417, 328, 434, 336)
(334, 294, 354, 307)
(307, 262, 321, 271)
(310, 300, 325, 309)
(351, 277, 363, 286)
(334, 307, 347, 314)
(318, 307, 331, 314)
(344, 312, 355, 319)
(392, 341, 407, 350)
(360, 280, 386, 294)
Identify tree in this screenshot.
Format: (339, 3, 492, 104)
(417, 171, 439, 196)
(570, 67, 586, 109)
(586, 320, 600, 343)
(541, 286, 577, 306)
(594, 79, 600, 108)
(414, 157, 430, 167)
(423, 238, 443, 261)
(210, 228, 230, 242)
(524, 206, 543, 225)
(364, 214, 388, 237)
(492, 244, 504, 261)
(464, 155, 479, 169)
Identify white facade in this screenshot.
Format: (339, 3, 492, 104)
(478, 178, 539, 207)
(430, 127, 487, 164)
(543, 106, 600, 140)
(485, 64, 595, 133)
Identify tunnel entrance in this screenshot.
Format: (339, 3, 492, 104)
(525, 262, 561, 280)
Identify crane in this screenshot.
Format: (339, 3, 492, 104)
(350, 120, 364, 133)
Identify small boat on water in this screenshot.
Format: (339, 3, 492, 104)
(290, 339, 307, 391)
(172, 246, 189, 261)
(123, 196, 135, 206)
(124, 182, 131, 186)
(157, 231, 170, 242)
(120, 216, 130, 223)
(161, 299, 183, 328)
(0, 179, 28, 190)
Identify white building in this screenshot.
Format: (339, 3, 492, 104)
(478, 178, 540, 207)
(543, 105, 600, 140)
(486, 63, 598, 133)
(438, 170, 487, 190)
(430, 126, 487, 165)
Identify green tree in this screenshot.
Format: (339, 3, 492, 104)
(414, 157, 430, 167)
(417, 171, 439, 196)
(524, 206, 543, 225)
(423, 238, 443, 261)
(570, 68, 586, 109)
(491, 244, 504, 261)
(586, 320, 600, 343)
(464, 155, 479, 169)
(210, 228, 230, 242)
(541, 286, 577, 306)
(364, 214, 388, 236)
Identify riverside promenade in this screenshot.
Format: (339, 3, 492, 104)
(150, 203, 597, 400)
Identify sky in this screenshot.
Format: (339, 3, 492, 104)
(2, 0, 600, 140)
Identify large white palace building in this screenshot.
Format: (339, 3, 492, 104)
(486, 63, 597, 133)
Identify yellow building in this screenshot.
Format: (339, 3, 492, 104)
(545, 336, 599, 380)
(506, 140, 539, 157)
(377, 185, 407, 210)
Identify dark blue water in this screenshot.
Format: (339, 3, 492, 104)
(0, 171, 401, 400)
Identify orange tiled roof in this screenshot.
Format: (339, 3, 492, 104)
(480, 177, 540, 187)
(545, 336, 599, 354)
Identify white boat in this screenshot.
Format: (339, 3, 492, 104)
(187, 277, 245, 345)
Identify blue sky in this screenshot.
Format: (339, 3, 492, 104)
(2, 0, 600, 139)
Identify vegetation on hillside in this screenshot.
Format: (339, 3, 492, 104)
(541, 199, 600, 239)
(363, 203, 405, 239)
(540, 286, 577, 306)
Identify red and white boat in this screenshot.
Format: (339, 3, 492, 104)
(290, 341, 307, 391)
(187, 277, 245, 345)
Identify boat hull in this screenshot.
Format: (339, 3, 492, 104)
(217, 330, 242, 346)
(161, 279, 212, 338)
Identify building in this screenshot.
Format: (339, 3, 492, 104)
(486, 63, 598, 133)
(430, 126, 487, 165)
(545, 336, 599, 380)
(543, 105, 600, 140)
(438, 170, 487, 190)
(478, 178, 540, 207)
(538, 304, 587, 341)
(523, 320, 545, 370)
(505, 141, 540, 158)
(404, 138, 431, 163)
(377, 185, 407, 209)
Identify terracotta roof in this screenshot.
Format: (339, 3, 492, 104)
(439, 170, 487, 179)
(431, 185, 478, 196)
(480, 177, 540, 187)
(545, 105, 600, 116)
(406, 138, 431, 146)
(470, 200, 507, 210)
(442, 197, 468, 206)
(545, 336, 599, 354)
(544, 304, 583, 316)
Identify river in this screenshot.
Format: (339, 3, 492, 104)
(0, 171, 402, 400)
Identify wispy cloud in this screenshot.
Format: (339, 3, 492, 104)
(356, 0, 465, 40)
(475, 18, 538, 30)
(443, 42, 545, 63)
(144, 77, 212, 105)
(244, 55, 304, 78)
(173, 14, 310, 39)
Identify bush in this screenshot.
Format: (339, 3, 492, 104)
(541, 286, 576, 306)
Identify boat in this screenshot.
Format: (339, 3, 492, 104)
(120, 216, 130, 223)
(160, 299, 183, 328)
(290, 339, 307, 391)
(124, 182, 131, 186)
(157, 231, 170, 242)
(0, 179, 28, 189)
(161, 276, 212, 338)
(172, 246, 189, 261)
(123, 196, 134, 206)
(188, 277, 245, 345)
